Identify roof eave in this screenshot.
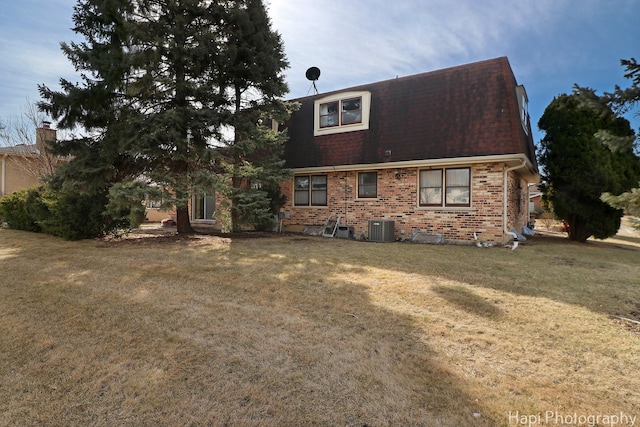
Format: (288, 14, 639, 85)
(291, 153, 540, 182)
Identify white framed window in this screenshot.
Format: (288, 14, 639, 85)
(419, 168, 470, 207)
(314, 91, 371, 136)
(419, 169, 443, 206)
(357, 171, 378, 198)
(193, 192, 215, 221)
(145, 196, 163, 209)
(516, 85, 529, 135)
(319, 101, 340, 128)
(260, 118, 279, 132)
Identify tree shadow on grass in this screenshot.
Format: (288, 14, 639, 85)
(0, 229, 499, 426)
(7, 226, 639, 424)
(432, 284, 503, 319)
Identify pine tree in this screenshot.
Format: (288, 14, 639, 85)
(216, 0, 295, 232)
(39, 0, 293, 235)
(602, 57, 640, 220)
(538, 86, 640, 241)
(606, 58, 640, 116)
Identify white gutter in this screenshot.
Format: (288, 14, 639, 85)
(291, 153, 537, 243)
(293, 153, 538, 179)
(503, 158, 527, 241)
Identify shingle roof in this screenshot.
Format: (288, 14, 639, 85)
(0, 144, 40, 156)
(283, 57, 537, 171)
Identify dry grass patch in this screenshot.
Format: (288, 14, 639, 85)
(1, 228, 639, 426)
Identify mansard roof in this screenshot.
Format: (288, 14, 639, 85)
(282, 56, 537, 173)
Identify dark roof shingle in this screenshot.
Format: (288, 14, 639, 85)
(283, 57, 537, 170)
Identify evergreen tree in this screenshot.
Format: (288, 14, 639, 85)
(538, 86, 640, 242)
(216, 0, 294, 232)
(601, 187, 640, 231)
(39, 0, 293, 235)
(606, 58, 640, 117)
(602, 57, 640, 219)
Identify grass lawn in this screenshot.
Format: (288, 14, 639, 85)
(1, 227, 639, 426)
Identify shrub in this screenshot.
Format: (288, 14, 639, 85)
(39, 188, 119, 240)
(0, 185, 140, 240)
(0, 188, 45, 232)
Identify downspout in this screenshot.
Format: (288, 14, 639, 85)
(344, 171, 348, 224)
(503, 159, 526, 241)
(1, 154, 6, 196)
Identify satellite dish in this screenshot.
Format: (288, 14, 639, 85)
(305, 66, 321, 81)
(305, 67, 321, 95)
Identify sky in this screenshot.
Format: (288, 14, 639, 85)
(1, 0, 639, 146)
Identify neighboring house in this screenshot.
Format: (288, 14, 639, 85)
(277, 57, 539, 243)
(529, 184, 544, 213)
(0, 122, 58, 198)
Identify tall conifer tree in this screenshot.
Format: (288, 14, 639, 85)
(538, 86, 640, 241)
(216, 0, 294, 232)
(602, 57, 640, 222)
(39, 0, 293, 234)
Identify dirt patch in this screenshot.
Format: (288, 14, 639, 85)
(100, 224, 291, 246)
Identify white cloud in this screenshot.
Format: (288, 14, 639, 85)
(268, 0, 564, 97)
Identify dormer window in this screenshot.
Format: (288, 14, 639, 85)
(319, 101, 338, 127)
(320, 97, 362, 128)
(314, 91, 371, 136)
(516, 85, 529, 135)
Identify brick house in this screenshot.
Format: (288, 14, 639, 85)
(277, 57, 539, 243)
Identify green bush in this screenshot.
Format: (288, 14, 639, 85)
(0, 188, 44, 232)
(39, 187, 128, 240)
(0, 185, 139, 240)
(231, 189, 276, 232)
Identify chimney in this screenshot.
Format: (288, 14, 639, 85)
(36, 122, 57, 149)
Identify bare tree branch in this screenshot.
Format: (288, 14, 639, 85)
(0, 99, 64, 185)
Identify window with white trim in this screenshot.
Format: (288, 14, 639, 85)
(358, 171, 377, 198)
(314, 91, 371, 136)
(516, 85, 529, 135)
(419, 168, 470, 207)
(294, 175, 327, 206)
(320, 97, 362, 128)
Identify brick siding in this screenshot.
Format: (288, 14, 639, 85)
(279, 163, 528, 243)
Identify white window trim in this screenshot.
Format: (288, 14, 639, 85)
(356, 171, 378, 199)
(516, 85, 529, 135)
(192, 192, 216, 222)
(313, 91, 371, 136)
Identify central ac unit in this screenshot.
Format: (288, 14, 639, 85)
(368, 220, 395, 242)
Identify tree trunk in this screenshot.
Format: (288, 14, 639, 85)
(175, 204, 194, 234)
(230, 175, 242, 233)
(567, 217, 590, 242)
(230, 84, 243, 233)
